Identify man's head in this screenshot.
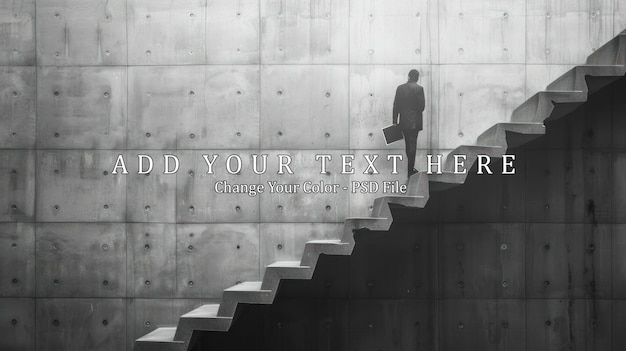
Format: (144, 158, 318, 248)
(408, 69, 420, 82)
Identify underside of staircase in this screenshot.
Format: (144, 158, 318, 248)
(134, 31, 626, 351)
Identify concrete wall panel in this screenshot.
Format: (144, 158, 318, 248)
(206, 0, 259, 64)
(180, 66, 260, 149)
(525, 150, 566, 222)
(259, 223, 340, 270)
(176, 224, 259, 298)
(439, 0, 526, 64)
(350, 225, 439, 299)
(612, 80, 626, 149)
(349, 230, 407, 299)
(616, 0, 626, 33)
(526, 224, 611, 299)
(497, 223, 526, 299)
(399, 224, 439, 299)
(526, 0, 613, 64)
(0, 298, 35, 351)
(613, 152, 626, 221)
(613, 299, 626, 347)
(128, 66, 260, 149)
(37, 67, 127, 149)
(128, 66, 204, 149)
(36, 298, 126, 351)
(349, 65, 437, 150)
(0, 67, 36, 148)
(36, 223, 126, 297)
(127, 223, 176, 298)
(126, 151, 177, 223)
(260, 65, 349, 149)
(176, 151, 260, 223)
(128, 0, 206, 65)
(438, 156, 527, 223)
(526, 150, 611, 223)
(349, 0, 437, 64)
(259, 150, 349, 222)
(612, 225, 626, 297)
(439, 224, 499, 298)
(260, 0, 349, 64)
(0, 223, 35, 297)
(262, 299, 349, 350)
(0, 1, 35, 65)
(526, 299, 612, 350)
(349, 300, 436, 351)
(36, 0, 127, 66)
(0, 150, 35, 222)
(36, 151, 126, 222)
(437, 65, 525, 150)
(440, 299, 525, 351)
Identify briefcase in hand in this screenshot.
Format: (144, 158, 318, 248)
(383, 125, 403, 145)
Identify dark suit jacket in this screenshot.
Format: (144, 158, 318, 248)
(392, 82, 425, 130)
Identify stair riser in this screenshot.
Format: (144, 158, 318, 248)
(547, 66, 626, 92)
(261, 267, 314, 290)
(372, 196, 427, 217)
(134, 342, 187, 351)
(477, 124, 546, 146)
(300, 243, 352, 267)
(174, 318, 232, 340)
(218, 291, 274, 316)
(587, 36, 626, 65)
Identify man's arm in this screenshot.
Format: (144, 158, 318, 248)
(416, 86, 425, 112)
(392, 86, 400, 124)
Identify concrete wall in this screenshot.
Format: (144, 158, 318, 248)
(1, 0, 625, 350)
(192, 76, 626, 351)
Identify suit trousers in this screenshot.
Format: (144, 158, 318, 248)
(402, 128, 419, 175)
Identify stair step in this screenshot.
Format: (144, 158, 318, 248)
(137, 327, 180, 343)
(181, 304, 220, 318)
(224, 281, 265, 292)
(300, 239, 351, 267)
(511, 90, 585, 123)
(547, 65, 626, 93)
(267, 260, 304, 268)
(341, 217, 391, 243)
(218, 282, 274, 317)
(477, 122, 545, 146)
(372, 195, 427, 217)
(261, 261, 313, 290)
(174, 304, 233, 340)
(135, 327, 185, 351)
(587, 33, 626, 65)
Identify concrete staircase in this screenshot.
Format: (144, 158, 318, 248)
(134, 31, 626, 351)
